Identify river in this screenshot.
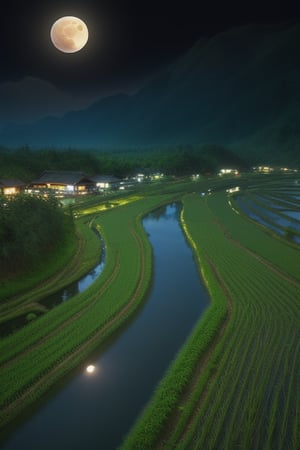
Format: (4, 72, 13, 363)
(0, 235, 106, 337)
(1, 203, 209, 450)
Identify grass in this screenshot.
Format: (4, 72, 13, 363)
(0, 217, 101, 324)
(183, 190, 299, 450)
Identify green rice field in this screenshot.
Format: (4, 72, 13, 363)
(1, 174, 299, 449)
(0, 192, 177, 426)
(122, 175, 300, 449)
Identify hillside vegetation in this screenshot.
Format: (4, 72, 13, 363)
(1, 22, 300, 163)
(0, 145, 251, 182)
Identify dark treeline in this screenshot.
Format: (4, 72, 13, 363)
(0, 145, 251, 181)
(0, 195, 74, 277)
(0, 147, 110, 181)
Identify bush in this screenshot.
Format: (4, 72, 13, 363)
(0, 194, 73, 277)
(26, 313, 37, 322)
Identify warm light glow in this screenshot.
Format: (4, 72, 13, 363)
(226, 186, 240, 193)
(4, 187, 16, 195)
(50, 16, 89, 53)
(218, 168, 239, 177)
(86, 364, 95, 374)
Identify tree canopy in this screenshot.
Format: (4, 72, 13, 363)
(0, 195, 73, 277)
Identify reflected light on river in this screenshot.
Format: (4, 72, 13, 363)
(86, 365, 96, 374)
(1, 203, 210, 450)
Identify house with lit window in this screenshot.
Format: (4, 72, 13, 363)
(0, 179, 26, 195)
(28, 171, 96, 195)
(91, 175, 121, 191)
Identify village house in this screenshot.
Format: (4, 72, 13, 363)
(91, 175, 121, 191)
(0, 179, 26, 195)
(27, 171, 96, 196)
(218, 168, 239, 177)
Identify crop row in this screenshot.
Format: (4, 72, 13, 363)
(180, 192, 299, 450)
(121, 189, 299, 449)
(231, 186, 300, 244)
(0, 219, 107, 364)
(213, 192, 300, 279)
(121, 195, 229, 449)
(243, 191, 300, 229)
(0, 192, 177, 427)
(0, 217, 101, 327)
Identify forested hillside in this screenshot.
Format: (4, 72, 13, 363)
(1, 22, 300, 165)
(0, 146, 251, 181)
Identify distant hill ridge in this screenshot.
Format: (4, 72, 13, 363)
(1, 22, 300, 163)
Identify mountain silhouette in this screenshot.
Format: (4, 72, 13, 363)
(1, 22, 300, 163)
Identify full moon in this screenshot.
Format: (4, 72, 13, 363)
(50, 16, 88, 53)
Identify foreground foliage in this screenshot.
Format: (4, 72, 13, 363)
(0, 217, 100, 325)
(0, 195, 73, 279)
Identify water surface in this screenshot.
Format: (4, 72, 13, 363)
(0, 235, 106, 337)
(1, 204, 209, 450)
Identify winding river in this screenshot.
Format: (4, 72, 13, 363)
(1, 203, 209, 450)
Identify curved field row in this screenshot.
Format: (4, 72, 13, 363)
(231, 180, 300, 244)
(121, 190, 300, 450)
(0, 217, 101, 324)
(2, 177, 299, 448)
(121, 198, 229, 449)
(0, 193, 174, 428)
(177, 193, 300, 449)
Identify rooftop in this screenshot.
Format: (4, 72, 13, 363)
(32, 171, 94, 185)
(0, 179, 26, 187)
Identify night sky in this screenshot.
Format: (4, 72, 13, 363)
(1, 0, 300, 121)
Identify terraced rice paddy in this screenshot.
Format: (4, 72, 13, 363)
(1, 175, 300, 450)
(233, 178, 300, 244)
(181, 192, 300, 450)
(0, 193, 176, 430)
(123, 177, 300, 449)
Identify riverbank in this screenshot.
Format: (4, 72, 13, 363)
(123, 190, 300, 449)
(0, 217, 101, 326)
(0, 192, 178, 432)
(1, 175, 299, 449)
(1, 202, 210, 450)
